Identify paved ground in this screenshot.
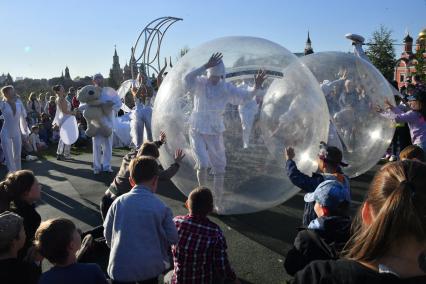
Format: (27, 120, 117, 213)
(0, 148, 377, 284)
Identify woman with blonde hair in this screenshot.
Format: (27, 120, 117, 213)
(294, 160, 426, 283)
(0, 86, 30, 172)
(38, 93, 48, 113)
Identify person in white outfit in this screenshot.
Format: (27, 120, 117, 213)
(237, 81, 262, 148)
(0, 85, 30, 172)
(52, 85, 75, 160)
(130, 70, 154, 148)
(92, 73, 122, 174)
(183, 52, 266, 212)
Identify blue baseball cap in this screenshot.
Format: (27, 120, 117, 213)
(304, 180, 350, 209)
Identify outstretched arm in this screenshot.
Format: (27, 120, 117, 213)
(226, 69, 267, 104)
(184, 52, 224, 86)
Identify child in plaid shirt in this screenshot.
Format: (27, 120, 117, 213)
(166, 187, 239, 284)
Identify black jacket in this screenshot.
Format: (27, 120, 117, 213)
(12, 200, 41, 260)
(292, 259, 426, 284)
(284, 216, 351, 276)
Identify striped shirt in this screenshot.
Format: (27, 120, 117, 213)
(171, 214, 236, 284)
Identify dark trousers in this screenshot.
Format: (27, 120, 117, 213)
(112, 277, 158, 284)
(100, 194, 115, 221)
(392, 125, 412, 155)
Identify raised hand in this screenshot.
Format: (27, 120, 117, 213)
(285, 147, 295, 160)
(339, 69, 348, 80)
(174, 148, 185, 163)
(131, 86, 138, 97)
(384, 98, 394, 110)
(375, 104, 384, 113)
(254, 69, 267, 89)
(205, 52, 223, 69)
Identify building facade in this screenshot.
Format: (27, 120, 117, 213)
(394, 28, 426, 89)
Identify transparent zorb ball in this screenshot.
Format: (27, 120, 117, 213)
(152, 36, 328, 214)
(299, 52, 395, 177)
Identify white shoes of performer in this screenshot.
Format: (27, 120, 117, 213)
(197, 168, 226, 214)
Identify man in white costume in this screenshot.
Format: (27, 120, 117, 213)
(0, 86, 30, 172)
(237, 81, 262, 149)
(92, 74, 122, 174)
(130, 68, 154, 148)
(184, 53, 266, 212)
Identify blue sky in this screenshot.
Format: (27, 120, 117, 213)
(1, 0, 425, 79)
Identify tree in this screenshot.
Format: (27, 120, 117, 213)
(6, 73, 13, 85)
(414, 45, 426, 83)
(366, 25, 396, 81)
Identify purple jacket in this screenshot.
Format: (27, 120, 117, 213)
(384, 107, 426, 145)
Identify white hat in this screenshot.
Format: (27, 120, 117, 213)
(207, 61, 225, 78)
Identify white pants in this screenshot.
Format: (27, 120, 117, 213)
(189, 129, 226, 174)
(239, 112, 257, 148)
(1, 134, 21, 172)
(143, 106, 153, 142)
(57, 139, 71, 156)
(92, 135, 113, 171)
(190, 129, 227, 211)
(131, 107, 153, 149)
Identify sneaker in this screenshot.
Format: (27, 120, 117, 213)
(76, 234, 93, 262)
(389, 155, 397, 162)
(93, 169, 100, 175)
(103, 168, 114, 173)
(26, 155, 38, 161)
(57, 154, 65, 161)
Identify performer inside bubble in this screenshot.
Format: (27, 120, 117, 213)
(183, 52, 267, 212)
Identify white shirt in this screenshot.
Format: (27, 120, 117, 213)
(0, 99, 29, 138)
(184, 66, 257, 134)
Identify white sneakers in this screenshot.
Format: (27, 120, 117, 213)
(389, 155, 398, 162)
(26, 155, 38, 161)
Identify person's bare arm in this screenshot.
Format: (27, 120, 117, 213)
(58, 98, 75, 115)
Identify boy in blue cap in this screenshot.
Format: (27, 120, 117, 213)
(285, 142, 350, 226)
(284, 180, 351, 276)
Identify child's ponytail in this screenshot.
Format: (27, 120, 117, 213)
(344, 161, 426, 262)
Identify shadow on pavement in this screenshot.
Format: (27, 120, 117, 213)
(40, 186, 101, 227)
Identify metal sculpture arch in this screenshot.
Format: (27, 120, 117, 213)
(130, 16, 183, 79)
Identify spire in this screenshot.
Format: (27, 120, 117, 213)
(64, 66, 71, 79)
(304, 31, 314, 55)
(114, 44, 118, 57)
(403, 30, 413, 55)
(404, 31, 413, 43)
(306, 31, 312, 44)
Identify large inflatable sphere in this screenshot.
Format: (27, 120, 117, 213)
(152, 36, 328, 214)
(299, 52, 395, 177)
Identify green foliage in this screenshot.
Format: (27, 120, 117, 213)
(414, 46, 426, 82)
(366, 25, 396, 81)
(11, 76, 92, 101)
